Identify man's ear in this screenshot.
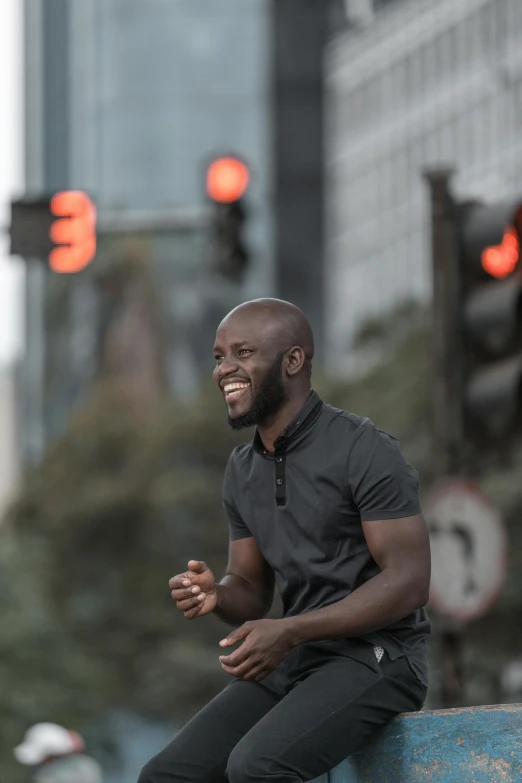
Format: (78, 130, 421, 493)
(285, 346, 305, 376)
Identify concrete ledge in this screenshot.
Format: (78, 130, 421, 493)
(322, 704, 522, 783)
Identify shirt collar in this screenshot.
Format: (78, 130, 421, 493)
(253, 390, 323, 454)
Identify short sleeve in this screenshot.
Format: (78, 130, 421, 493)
(223, 452, 252, 540)
(347, 422, 421, 521)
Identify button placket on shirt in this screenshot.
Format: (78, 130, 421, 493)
(274, 449, 286, 506)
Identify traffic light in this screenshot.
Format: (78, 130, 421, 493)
(9, 191, 96, 273)
(206, 156, 250, 281)
(459, 199, 522, 439)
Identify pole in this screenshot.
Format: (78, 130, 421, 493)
(23, 264, 46, 464)
(270, 0, 328, 359)
(21, 0, 71, 464)
(424, 168, 465, 708)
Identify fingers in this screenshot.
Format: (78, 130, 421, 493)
(171, 584, 202, 601)
(169, 574, 192, 590)
(169, 562, 208, 590)
(168, 563, 210, 621)
(245, 665, 269, 682)
(170, 577, 206, 616)
(176, 594, 206, 612)
(187, 560, 207, 573)
(184, 604, 204, 620)
(169, 571, 201, 588)
(219, 641, 251, 668)
(221, 656, 260, 680)
(218, 624, 252, 648)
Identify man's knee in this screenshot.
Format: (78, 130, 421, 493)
(137, 761, 152, 783)
(227, 743, 249, 783)
(137, 758, 156, 783)
(137, 752, 171, 783)
(227, 739, 269, 783)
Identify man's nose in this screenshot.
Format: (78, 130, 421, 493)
(217, 355, 239, 376)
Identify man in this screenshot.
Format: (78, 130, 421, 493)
(139, 299, 431, 783)
(14, 722, 103, 783)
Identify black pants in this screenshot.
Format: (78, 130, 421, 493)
(138, 639, 427, 783)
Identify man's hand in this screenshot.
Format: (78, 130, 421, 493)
(218, 619, 294, 681)
(169, 560, 217, 619)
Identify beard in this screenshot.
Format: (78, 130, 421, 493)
(228, 352, 286, 430)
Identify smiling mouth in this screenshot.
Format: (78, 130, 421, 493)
(223, 381, 250, 401)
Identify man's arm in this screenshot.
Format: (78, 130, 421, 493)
(213, 536, 275, 626)
(285, 513, 431, 646)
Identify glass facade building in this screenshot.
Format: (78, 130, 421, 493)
(67, 0, 272, 292)
(326, 0, 522, 375)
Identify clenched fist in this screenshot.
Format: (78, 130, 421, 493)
(169, 560, 218, 619)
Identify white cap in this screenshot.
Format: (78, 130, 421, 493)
(13, 723, 84, 766)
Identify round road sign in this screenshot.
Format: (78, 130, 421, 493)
(424, 479, 507, 623)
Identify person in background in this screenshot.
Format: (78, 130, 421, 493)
(13, 722, 103, 783)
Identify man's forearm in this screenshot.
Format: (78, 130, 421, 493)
(285, 569, 428, 646)
(212, 575, 270, 626)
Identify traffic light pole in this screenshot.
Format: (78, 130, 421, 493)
(425, 169, 465, 478)
(424, 168, 465, 708)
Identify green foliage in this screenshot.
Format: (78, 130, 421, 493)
(317, 299, 433, 486)
(1, 380, 247, 781)
(0, 532, 111, 782)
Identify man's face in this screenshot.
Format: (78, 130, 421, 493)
(213, 316, 287, 429)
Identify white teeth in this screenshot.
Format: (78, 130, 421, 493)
(224, 382, 249, 396)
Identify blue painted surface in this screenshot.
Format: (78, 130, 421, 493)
(316, 704, 522, 783)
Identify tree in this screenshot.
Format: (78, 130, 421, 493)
(1, 379, 246, 782)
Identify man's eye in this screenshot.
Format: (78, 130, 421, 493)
(238, 349, 252, 356)
(214, 356, 224, 363)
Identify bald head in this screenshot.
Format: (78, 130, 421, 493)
(221, 299, 314, 363)
(213, 299, 314, 429)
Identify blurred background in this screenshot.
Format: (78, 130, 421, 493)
(2, 0, 522, 780)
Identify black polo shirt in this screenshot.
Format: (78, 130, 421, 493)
(222, 390, 430, 686)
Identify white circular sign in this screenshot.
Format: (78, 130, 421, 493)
(424, 480, 506, 623)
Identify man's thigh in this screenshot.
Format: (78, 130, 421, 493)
(226, 648, 426, 783)
(137, 674, 283, 783)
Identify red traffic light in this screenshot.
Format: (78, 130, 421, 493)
(49, 190, 96, 273)
(206, 157, 249, 203)
(481, 225, 519, 279)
